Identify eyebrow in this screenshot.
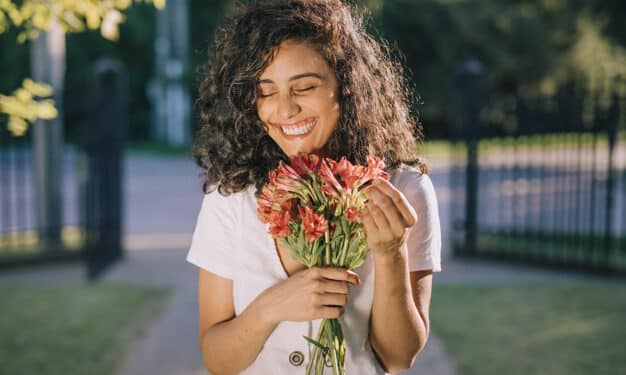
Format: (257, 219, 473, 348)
(257, 72, 325, 84)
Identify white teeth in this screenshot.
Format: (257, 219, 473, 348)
(281, 120, 315, 135)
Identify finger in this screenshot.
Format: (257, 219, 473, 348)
(371, 179, 417, 227)
(365, 198, 392, 234)
(361, 205, 379, 234)
(316, 279, 350, 294)
(319, 305, 344, 319)
(366, 188, 409, 237)
(317, 292, 348, 307)
(319, 267, 361, 286)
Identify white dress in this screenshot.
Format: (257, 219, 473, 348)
(186, 164, 442, 374)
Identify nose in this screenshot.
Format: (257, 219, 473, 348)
(276, 92, 300, 119)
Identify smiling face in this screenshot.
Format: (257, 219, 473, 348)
(256, 40, 341, 158)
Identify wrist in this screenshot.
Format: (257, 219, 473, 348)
(250, 289, 280, 327)
(372, 245, 407, 264)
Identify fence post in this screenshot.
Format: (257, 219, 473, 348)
(603, 96, 619, 274)
(30, 18, 65, 252)
(82, 59, 127, 281)
(454, 59, 484, 255)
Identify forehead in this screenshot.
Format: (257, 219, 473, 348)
(259, 41, 332, 80)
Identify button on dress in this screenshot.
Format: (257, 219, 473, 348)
(187, 165, 442, 374)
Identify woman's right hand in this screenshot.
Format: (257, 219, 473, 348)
(257, 267, 362, 324)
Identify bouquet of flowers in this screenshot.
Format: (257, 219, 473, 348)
(256, 154, 389, 375)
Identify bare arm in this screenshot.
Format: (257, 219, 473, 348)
(369, 247, 432, 374)
(360, 178, 435, 373)
(196, 266, 360, 375)
(196, 269, 277, 375)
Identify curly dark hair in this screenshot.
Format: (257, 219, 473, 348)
(194, 0, 428, 196)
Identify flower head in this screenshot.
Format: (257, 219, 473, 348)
(290, 154, 321, 177)
(319, 158, 344, 197)
(345, 206, 362, 223)
(332, 156, 367, 191)
(297, 205, 328, 242)
(350, 155, 389, 189)
(267, 200, 293, 239)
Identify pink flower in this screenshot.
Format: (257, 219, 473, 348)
(290, 154, 321, 177)
(268, 201, 293, 239)
(277, 160, 303, 180)
(297, 205, 328, 242)
(270, 161, 306, 193)
(319, 158, 344, 196)
(332, 157, 367, 191)
(350, 155, 389, 189)
(257, 205, 273, 224)
(365, 155, 390, 180)
(345, 206, 361, 223)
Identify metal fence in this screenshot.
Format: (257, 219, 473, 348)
(0, 59, 127, 280)
(0, 128, 82, 265)
(451, 62, 626, 275)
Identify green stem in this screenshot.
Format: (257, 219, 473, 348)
(324, 231, 330, 266)
(338, 230, 350, 267)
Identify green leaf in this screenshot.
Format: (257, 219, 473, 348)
(303, 335, 327, 351)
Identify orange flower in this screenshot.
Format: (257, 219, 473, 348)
(268, 201, 293, 238)
(362, 155, 390, 183)
(345, 206, 361, 223)
(333, 156, 367, 191)
(319, 158, 344, 196)
(297, 205, 328, 242)
(290, 154, 321, 177)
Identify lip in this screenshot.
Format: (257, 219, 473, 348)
(276, 117, 317, 139)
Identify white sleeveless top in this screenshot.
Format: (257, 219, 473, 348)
(186, 165, 442, 374)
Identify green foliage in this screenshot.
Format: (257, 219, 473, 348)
(3, 0, 625, 139)
(0, 0, 165, 42)
(370, 0, 626, 137)
(0, 0, 165, 136)
(0, 78, 56, 136)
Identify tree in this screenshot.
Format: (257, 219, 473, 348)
(0, 0, 165, 136)
(372, 0, 626, 137)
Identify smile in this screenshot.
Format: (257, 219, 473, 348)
(278, 118, 316, 137)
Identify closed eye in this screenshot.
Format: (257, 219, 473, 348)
(258, 92, 276, 98)
(295, 86, 315, 94)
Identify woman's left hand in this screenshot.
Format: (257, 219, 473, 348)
(360, 177, 417, 258)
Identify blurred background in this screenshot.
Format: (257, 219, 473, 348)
(0, 1, 624, 375)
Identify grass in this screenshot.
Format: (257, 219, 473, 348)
(431, 281, 626, 375)
(476, 232, 626, 272)
(0, 282, 170, 375)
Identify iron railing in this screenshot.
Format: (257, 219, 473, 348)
(451, 62, 625, 275)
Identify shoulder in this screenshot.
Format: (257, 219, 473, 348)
(201, 185, 251, 208)
(198, 185, 254, 225)
(389, 164, 437, 209)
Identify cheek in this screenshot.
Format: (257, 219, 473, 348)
(256, 102, 268, 121)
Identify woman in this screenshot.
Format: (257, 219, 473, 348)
(186, 0, 442, 374)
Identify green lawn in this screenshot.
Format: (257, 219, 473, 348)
(474, 232, 626, 272)
(0, 282, 170, 375)
(431, 281, 626, 375)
